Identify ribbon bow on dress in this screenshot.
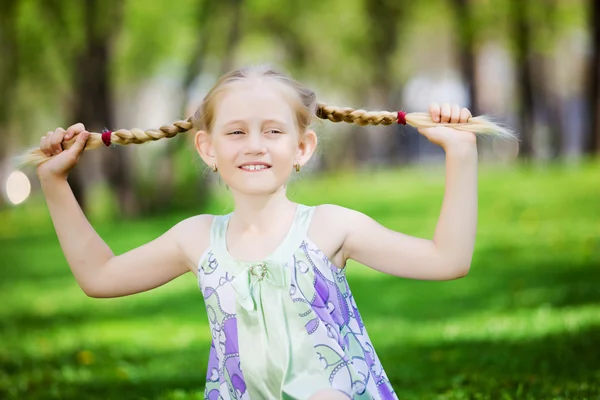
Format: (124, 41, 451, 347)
(231, 261, 287, 311)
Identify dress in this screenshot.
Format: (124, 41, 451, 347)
(197, 204, 397, 399)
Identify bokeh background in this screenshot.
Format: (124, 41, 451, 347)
(1, 0, 599, 398)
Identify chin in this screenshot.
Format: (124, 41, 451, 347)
(227, 181, 285, 196)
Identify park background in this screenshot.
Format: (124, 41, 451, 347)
(0, 0, 599, 398)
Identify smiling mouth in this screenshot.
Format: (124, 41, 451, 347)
(239, 164, 271, 171)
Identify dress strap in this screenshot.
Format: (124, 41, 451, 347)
(209, 213, 231, 262)
(275, 204, 314, 263)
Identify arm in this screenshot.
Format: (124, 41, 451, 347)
(341, 144, 477, 280)
(40, 175, 193, 298)
(341, 103, 478, 280)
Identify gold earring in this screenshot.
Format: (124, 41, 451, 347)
(211, 164, 218, 172)
(294, 163, 300, 173)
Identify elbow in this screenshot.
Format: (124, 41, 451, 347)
(81, 286, 102, 298)
(80, 282, 108, 298)
(449, 263, 471, 280)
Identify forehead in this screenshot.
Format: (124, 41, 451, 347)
(212, 80, 297, 127)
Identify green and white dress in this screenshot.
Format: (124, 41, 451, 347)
(197, 204, 397, 399)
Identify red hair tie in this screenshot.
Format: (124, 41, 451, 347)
(397, 111, 407, 126)
(101, 128, 112, 147)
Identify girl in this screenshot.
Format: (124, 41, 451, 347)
(31, 65, 513, 399)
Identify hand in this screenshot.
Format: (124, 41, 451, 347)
(417, 103, 476, 152)
(36, 123, 90, 180)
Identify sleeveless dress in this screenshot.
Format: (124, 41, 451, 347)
(197, 204, 398, 400)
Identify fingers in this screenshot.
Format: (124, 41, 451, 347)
(40, 133, 52, 157)
(440, 103, 451, 123)
(68, 130, 90, 156)
(40, 130, 63, 157)
(40, 123, 87, 157)
(429, 102, 441, 122)
(460, 107, 472, 123)
(431, 103, 472, 123)
(50, 128, 66, 155)
(66, 123, 85, 140)
(450, 104, 461, 123)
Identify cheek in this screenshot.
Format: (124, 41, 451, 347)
(213, 141, 236, 160)
(274, 143, 298, 163)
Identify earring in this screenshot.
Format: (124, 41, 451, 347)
(294, 163, 300, 173)
(211, 164, 218, 172)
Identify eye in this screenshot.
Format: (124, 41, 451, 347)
(267, 129, 283, 134)
(228, 130, 244, 135)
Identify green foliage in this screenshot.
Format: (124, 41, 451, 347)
(114, 0, 202, 86)
(0, 161, 598, 398)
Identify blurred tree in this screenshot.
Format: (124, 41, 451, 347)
(32, 0, 132, 215)
(529, 0, 563, 159)
(220, 0, 244, 74)
(152, 0, 216, 214)
(68, 0, 138, 216)
(6, 0, 132, 215)
(362, 0, 406, 165)
(254, 0, 308, 69)
(510, 0, 534, 158)
(150, 0, 244, 213)
(451, 0, 478, 115)
(586, 0, 600, 155)
(0, 0, 19, 209)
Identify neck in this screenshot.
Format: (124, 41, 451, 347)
(229, 186, 296, 232)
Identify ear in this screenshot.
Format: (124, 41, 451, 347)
(296, 130, 318, 166)
(194, 130, 216, 167)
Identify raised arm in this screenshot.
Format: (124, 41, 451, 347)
(340, 103, 478, 280)
(36, 124, 196, 298)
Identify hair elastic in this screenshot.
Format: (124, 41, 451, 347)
(101, 128, 112, 147)
(397, 111, 407, 126)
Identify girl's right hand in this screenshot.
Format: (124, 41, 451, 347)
(37, 123, 90, 180)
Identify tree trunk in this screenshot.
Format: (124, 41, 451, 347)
(0, 0, 19, 208)
(585, 0, 600, 155)
(70, 0, 136, 217)
(219, 0, 243, 74)
(364, 0, 404, 165)
(538, 0, 563, 159)
(511, 0, 535, 158)
(451, 0, 478, 114)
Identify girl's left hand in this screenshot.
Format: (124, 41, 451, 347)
(417, 102, 476, 152)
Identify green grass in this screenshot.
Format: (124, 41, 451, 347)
(1, 160, 599, 399)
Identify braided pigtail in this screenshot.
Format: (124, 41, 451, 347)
(18, 66, 516, 169)
(17, 118, 194, 168)
(316, 103, 516, 140)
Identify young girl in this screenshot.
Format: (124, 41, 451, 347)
(31, 65, 512, 399)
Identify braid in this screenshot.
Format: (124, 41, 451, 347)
(317, 104, 396, 126)
(17, 118, 193, 168)
(109, 119, 193, 145)
(19, 63, 517, 169)
(316, 103, 516, 139)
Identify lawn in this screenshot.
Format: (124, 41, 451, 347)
(0, 160, 599, 399)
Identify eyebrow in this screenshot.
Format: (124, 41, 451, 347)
(222, 118, 288, 127)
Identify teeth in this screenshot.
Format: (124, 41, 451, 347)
(241, 164, 268, 171)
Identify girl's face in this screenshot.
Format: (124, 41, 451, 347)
(195, 80, 316, 196)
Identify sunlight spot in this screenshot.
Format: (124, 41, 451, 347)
(442, 324, 461, 339)
(5, 170, 31, 205)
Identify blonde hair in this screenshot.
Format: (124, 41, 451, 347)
(18, 65, 516, 167)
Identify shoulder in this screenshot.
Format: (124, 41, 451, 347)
(311, 204, 381, 245)
(308, 204, 367, 267)
(312, 204, 368, 229)
(170, 214, 216, 271)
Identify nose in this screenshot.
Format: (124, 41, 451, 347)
(244, 131, 267, 155)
